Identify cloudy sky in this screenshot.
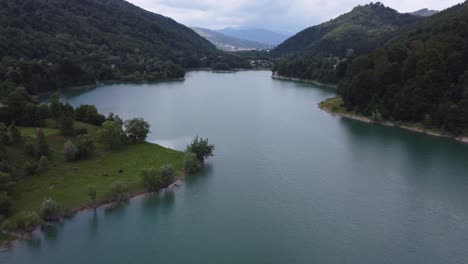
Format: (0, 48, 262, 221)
(127, 0, 464, 34)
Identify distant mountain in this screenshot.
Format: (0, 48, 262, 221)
(0, 0, 218, 94)
(216, 27, 288, 46)
(272, 2, 421, 84)
(410, 8, 439, 17)
(192, 27, 272, 51)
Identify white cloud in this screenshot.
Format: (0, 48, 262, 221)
(127, 0, 464, 34)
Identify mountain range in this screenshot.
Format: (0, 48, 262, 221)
(216, 27, 289, 46)
(191, 27, 273, 51)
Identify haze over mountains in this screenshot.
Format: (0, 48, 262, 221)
(191, 27, 273, 51)
(217, 27, 289, 47)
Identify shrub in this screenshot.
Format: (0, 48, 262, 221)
(23, 161, 37, 176)
(15, 211, 42, 230)
(160, 164, 175, 189)
(124, 118, 150, 142)
(38, 155, 50, 171)
(64, 141, 78, 161)
(76, 135, 95, 159)
(75, 105, 105, 126)
(108, 181, 130, 203)
(40, 198, 61, 221)
(0, 172, 14, 193)
(36, 129, 49, 158)
(24, 142, 35, 157)
(8, 123, 22, 144)
(97, 121, 125, 150)
(184, 152, 201, 174)
(140, 168, 162, 192)
(74, 127, 88, 135)
(186, 136, 215, 162)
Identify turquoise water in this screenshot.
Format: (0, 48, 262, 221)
(2, 71, 468, 264)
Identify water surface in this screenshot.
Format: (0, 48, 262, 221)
(3, 71, 468, 264)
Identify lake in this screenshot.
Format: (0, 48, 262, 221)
(2, 71, 468, 264)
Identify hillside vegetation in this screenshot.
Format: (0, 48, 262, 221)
(338, 2, 468, 135)
(272, 2, 420, 83)
(0, 0, 252, 95)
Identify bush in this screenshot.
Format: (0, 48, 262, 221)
(64, 141, 78, 161)
(140, 168, 162, 192)
(38, 155, 50, 172)
(8, 123, 22, 144)
(0, 191, 13, 217)
(160, 164, 175, 189)
(184, 152, 201, 174)
(75, 105, 105, 126)
(40, 198, 61, 221)
(15, 211, 42, 230)
(108, 181, 130, 203)
(74, 127, 88, 135)
(186, 136, 215, 162)
(36, 129, 49, 158)
(0, 123, 10, 145)
(24, 142, 35, 157)
(124, 118, 150, 142)
(0, 172, 14, 193)
(76, 135, 95, 159)
(97, 121, 125, 150)
(24, 161, 37, 176)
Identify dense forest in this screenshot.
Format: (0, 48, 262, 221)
(272, 2, 420, 83)
(0, 0, 251, 95)
(339, 2, 468, 134)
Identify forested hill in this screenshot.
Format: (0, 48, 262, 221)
(273, 2, 419, 57)
(271, 2, 421, 84)
(339, 2, 468, 134)
(0, 0, 219, 94)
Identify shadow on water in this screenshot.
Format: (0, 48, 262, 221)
(141, 190, 176, 215)
(88, 211, 99, 239)
(184, 163, 213, 188)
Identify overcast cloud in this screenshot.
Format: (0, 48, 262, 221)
(127, 0, 464, 34)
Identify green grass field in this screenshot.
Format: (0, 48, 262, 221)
(4, 121, 184, 228)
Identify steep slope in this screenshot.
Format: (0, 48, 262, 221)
(0, 0, 218, 94)
(272, 2, 421, 84)
(192, 27, 272, 51)
(338, 2, 468, 134)
(217, 27, 288, 46)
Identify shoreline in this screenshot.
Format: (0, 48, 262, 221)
(271, 72, 337, 89)
(319, 97, 468, 144)
(0, 173, 186, 248)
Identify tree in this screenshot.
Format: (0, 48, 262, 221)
(0, 172, 14, 193)
(64, 141, 78, 161)
(49, 93, 63, 122)
(75, 105, 105, 126)
(36, 129, 49, 158)
(40, 198, 61, 221)
(108, 181, 130, 203)
(76, 135, 95, 159)
(87, 185, 97, 207)
(0, 191, 12, 217)
(60, 116, 75, 136)
(140, 168, 162, 192)
(0, 123, 10, 145)
(184, 152, 201, 174)
(8, 123, 22, 144)
(186, 136, 215, 162)
(38, 155, 50, 172)
(124, 118, 150, 142)
(97, 121, 125, 150)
